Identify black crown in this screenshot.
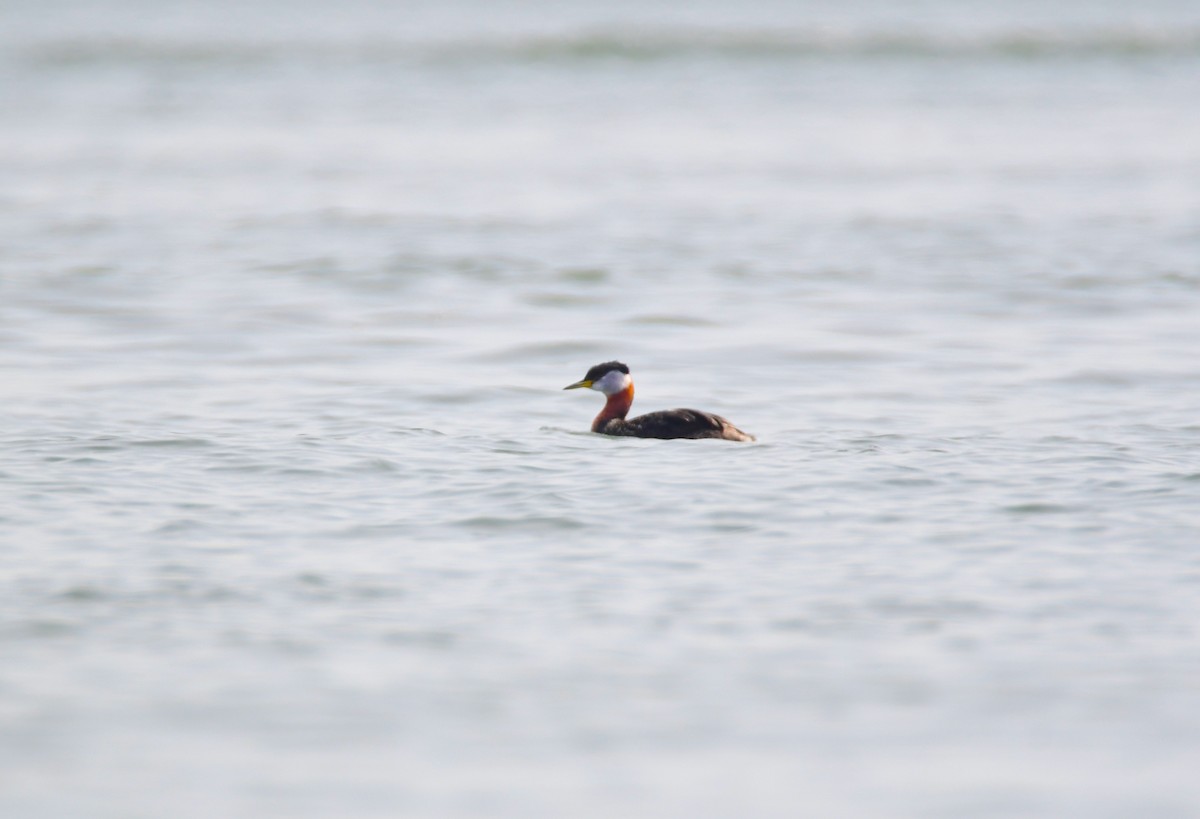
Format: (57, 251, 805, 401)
(584, 361, 629, 381)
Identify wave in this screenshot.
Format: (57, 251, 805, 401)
(17, 27, 1200, 67)
(463, 28, 1200, 60)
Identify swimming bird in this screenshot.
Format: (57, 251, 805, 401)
(563, 361, 755, 441)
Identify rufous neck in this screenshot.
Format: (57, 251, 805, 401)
(592, 383, 634, 432)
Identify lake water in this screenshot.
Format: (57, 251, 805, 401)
(3, 1, 1200, 816)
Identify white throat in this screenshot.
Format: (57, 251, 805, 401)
(592, 370, 632, 396)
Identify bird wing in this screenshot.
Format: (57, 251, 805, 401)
(622, 409, 728, 439)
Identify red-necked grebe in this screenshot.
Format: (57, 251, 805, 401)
(563, 361, 755, 441)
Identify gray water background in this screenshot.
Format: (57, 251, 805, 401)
(3, 1, 1200, 816)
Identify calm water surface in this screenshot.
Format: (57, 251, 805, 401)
(2, 1, 1200, 816)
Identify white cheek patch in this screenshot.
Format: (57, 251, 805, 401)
(592, 370, 631, 395)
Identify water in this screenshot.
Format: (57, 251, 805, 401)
(3, 1, 1200, 816)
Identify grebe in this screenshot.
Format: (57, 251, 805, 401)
(563, 361, 755, 441)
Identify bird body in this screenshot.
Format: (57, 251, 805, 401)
(563, 361, 755, 442)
